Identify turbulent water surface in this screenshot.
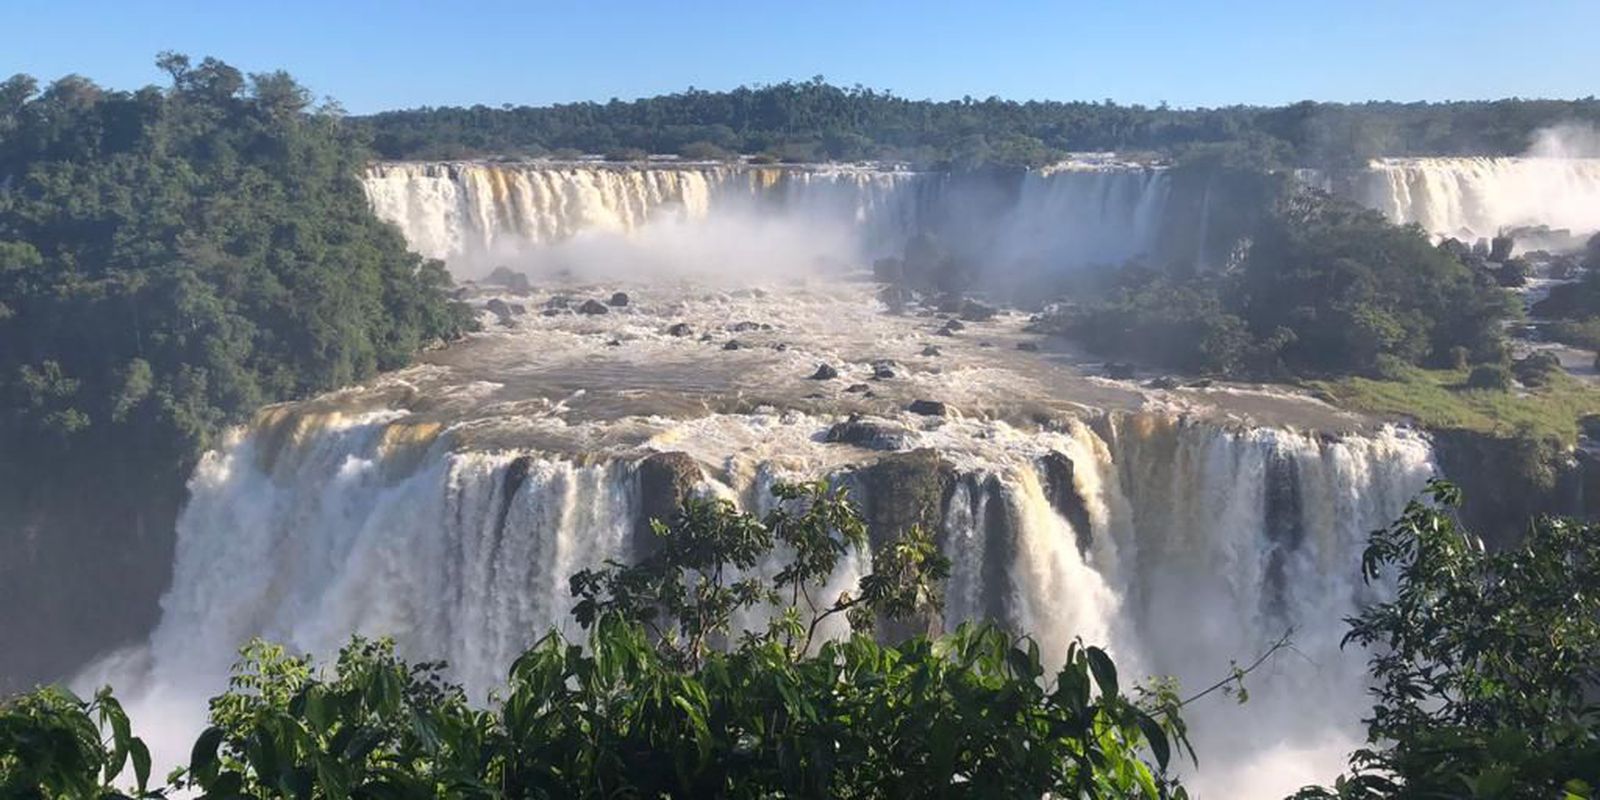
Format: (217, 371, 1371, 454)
(95, 152, 1600, 798)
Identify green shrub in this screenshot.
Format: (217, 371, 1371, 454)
(1466, 364, 1514, 391)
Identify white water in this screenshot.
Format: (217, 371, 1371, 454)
(96, 399, 1433, 799)
(362, 160, 1174, 275)
(1357, 156, 1600, 244)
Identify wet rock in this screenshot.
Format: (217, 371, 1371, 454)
(607, 291, 630, 307)
(484, 298, 515, 325)
(1015, 341, 1039, 352)
(824, 414, 910, 451)
(872, 361, 897, 380)
(844, 383, 871, 393)
(1146, 376, 1179, 390)
(942, 319, 966, 333)
(540, 308, 563, 317)
(958, 299, 997, 322)
(878, 284, 912, 313)
(920, 345, 942, 357)
(606, 338, 622, 347)
(932, 293, 965, 313)
(728, 321, 763, 332)
(810, 363, 839, 380)
(774, 343, 790, 352)
(1038, 451, 1093, 554)
(722, 340, 744, 351)
(978, 342, 993, 348)
(577, 299, 609, 315)
(1186, 379, 1214, 389)
(507, 303, 527, 316)
(1104, 362, 1136, 380)
(634, 452, 703, 557)
(544, 296, 571, 310)
(485, 266, 531, 293)
(934, 327, 955, 337)
(666, 322, 693, 337)
(907, 399, 949, 417)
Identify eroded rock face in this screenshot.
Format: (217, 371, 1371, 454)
(848, 449, 958, 640)
(634, 451, 703, 557)
(1037, 451, 1092, 555)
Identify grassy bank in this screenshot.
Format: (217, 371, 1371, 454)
(1309, 366, 1600, 444)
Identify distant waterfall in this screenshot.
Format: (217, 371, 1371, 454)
(1356, 157, 1600, 243)
(362, 160, 1174, 275)
(104, 405, 1433, 798)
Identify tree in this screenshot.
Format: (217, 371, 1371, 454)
(1300, 482, 1600, 799)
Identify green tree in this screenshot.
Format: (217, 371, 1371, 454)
(1300, 482, 1600, 799)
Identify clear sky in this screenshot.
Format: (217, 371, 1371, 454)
(5, 0, 1598, 114)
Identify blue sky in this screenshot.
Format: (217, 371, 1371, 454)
(5, 0, 1598, 114)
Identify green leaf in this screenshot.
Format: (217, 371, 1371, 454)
(129, 737, 152, 792)
(190, 726, 225, 784)
(1134, 712, 1170, 771)
(1086, 646, 1118, 698)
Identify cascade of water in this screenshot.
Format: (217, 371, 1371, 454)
(1358, 157, 1600, 243)
(362, 161, 1177, 277)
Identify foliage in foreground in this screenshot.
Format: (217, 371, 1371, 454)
(0, 483, 1189, 798)
(1300, 481, 1600, 799)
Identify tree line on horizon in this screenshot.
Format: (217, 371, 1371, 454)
(357, 77, 1600, 168)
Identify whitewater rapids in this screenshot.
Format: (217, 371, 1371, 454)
(89, 278, 1435, 799)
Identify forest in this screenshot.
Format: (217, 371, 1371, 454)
(360, 78, 1600, 168)
(0, 56, 472, 688)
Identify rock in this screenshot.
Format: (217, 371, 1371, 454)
(635, 452, 703, 555)
(774, 343, 790, 352)
(484, 298, 515, 325)
(920, 345, 942, 357)
(979, 342, 993, 348)
(942, 319, 966, 333)
(577, 299, 609, 315)
(1580, 414, 1600, 440)
(958, 299, 997, 322)
(844, 383, 870, 393)
(872, 256, 906, 283)
(907, 399, 949, 417)
(934, 327, 955, 337)
(1490, 234, 1515, 262)
(878, 284, 912, 313)
(485, 266, 531, 293)
(1038, 451, 1093, 554)
(824, 414, 910, 451)
(872, 361, 897, 380)
(722, 340, 744, 351)
(1015, 341, 1039, 352)
(1146, 376, 1179, 390)
(1310, 389, 1338, 404)
(932, 293, 965, 313)
(666, 322, 693, 337)
(606, 338, 622, 347)
(810, 363, 839, 380)
(1186, 379, 1214, 389)
(507, 303, 527, 316)
(607, 291, 630, 307)
(540, 308, 563, 317)
(728, 321, 763, 332)
(544, 296, 571, 310)
(1104, 362, 1136, 380)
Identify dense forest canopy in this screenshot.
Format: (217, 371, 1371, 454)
(0, 54, 471, 687)
(359, 78, 1600, 167)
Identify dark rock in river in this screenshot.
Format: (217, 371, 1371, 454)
(1146, 376, 1179, 390)
(722, 340, 744, 351)
(920, 345, 942, 357)
(485, 266, 532, 293)
(958, 299, 997, 322)
(484, 298, 515, 325)
(1015, 341, 1039, 352)
(872, 361, 897, 380)
(1104, 362, 1136, 380)
(728, 321, 763, 332)
(634, 452, 703, 557)
(608, 292, 630, 307)
(1038, 451, 1093, 554)
(810, 363, 839, 380)
(824, 414, 911, 451)
(666, 322, 693, 337)
(844, 383, 870, 393)
(577, 299, 609, 315)
(907, 399, 949, 417)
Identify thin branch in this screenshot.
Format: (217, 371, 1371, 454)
(1167, 628, 1295, 713)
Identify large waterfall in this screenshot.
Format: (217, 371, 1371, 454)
(362, 160, 1175, 274)
(1354, 156, 1600, 244)
(106, 401, 1433, 797)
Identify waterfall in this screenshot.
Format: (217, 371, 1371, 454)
(1356, 157, 1600, 244)
(100, 403, 1434, 798)
(362, 160, 1174, 277)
